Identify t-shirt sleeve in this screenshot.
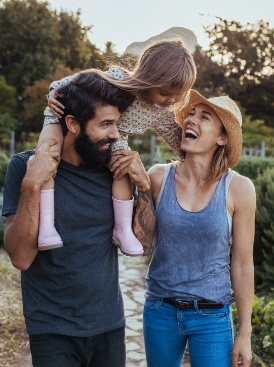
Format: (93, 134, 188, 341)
(2, 152, 31, 217)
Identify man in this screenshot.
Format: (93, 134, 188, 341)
(2, 72, 155, 367)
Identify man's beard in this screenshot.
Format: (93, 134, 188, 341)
(74, 131, 115, 168)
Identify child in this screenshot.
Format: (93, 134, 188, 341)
(37, 39, 197, 256)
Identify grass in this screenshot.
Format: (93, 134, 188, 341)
(0, 249, 29, 367)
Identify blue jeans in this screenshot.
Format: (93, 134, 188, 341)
(29, 326, 125, 367)
(143, 299, 234, 367)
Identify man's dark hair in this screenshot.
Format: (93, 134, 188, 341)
(57, 71, 135, 134)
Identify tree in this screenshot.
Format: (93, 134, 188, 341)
(22, 65, 76, 133)
(0, 75, 17, 115)
(193, 45, 226, 97)
(205, 19, 274, 126)
(254, 168, 274, 289)
(0, 76, 17, 148)
(0, 0, 106, 92)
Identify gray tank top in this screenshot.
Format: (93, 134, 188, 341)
(145, 164, 236, 304)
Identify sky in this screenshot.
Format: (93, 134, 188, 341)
(47, 0, 274, 54)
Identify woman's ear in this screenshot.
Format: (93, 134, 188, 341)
(217, 134, 228, 147)
(65, 115, 79, 134)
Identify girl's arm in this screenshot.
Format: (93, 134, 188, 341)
(37, 123, 63, 153)
(47, 74, 78, 119)
(151, 109, 184, 159)
(228, 174, 256, 367)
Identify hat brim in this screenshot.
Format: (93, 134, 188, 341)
(175, 90, 243, 168)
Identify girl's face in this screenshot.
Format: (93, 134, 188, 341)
(181, 104, 227, 155)
(140, 85, 185, 108)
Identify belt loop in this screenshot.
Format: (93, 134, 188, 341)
(193, 299, 199, 311)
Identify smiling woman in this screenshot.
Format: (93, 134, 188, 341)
(143, 89, 256, 367)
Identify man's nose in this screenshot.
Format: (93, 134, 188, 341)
(109, 125, 120, 140)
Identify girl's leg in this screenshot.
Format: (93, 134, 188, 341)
(37, 124, 63, 251)
(143, 300, 187, 367)
(112, 175, 144, 256)
(186, 304, 234, 367)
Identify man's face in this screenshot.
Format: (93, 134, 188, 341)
(74, 105, 121, 168)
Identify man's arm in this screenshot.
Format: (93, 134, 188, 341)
(111, 149, 156, 254)
(4, 141, 60, 270)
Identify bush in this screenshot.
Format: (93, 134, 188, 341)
(232, 294, 274, 366)
(253, 168, 274, 289)
(0, 151, 10, 188)
(235, 156, 274, 181)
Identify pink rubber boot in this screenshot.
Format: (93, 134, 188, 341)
(38, 189, 63, 251)
(112, 197, 144, 256)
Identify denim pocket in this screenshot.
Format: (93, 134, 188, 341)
(198, 304, 230, 317)
(144, 299, 163, 310)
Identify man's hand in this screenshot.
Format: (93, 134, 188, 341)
(110, 149, 150, 191)
(26, 140, 60, 188)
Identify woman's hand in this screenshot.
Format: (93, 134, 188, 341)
(48, 89, 64, 118)
(232, 335, 252, 367)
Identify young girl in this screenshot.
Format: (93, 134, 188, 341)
(37, 39, 197, 255)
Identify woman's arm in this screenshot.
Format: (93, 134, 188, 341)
(229, 174, 256, 367)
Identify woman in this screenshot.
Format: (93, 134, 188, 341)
(143, 90, 255, 367)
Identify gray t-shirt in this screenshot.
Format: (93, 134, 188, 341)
(2, 150, 124, 336)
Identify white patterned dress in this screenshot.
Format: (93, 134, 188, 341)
(44, 69, 183, 158)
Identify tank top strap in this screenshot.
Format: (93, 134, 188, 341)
(155, 163, 175, 209)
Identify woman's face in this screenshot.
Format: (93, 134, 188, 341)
(180, 103, 227, 155)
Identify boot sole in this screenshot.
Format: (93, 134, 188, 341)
(38, 242, 63, 251)
(112, 237, 144, 257)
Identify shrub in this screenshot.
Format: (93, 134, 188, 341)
(232, 294, 274, 366)
(253, 168, 274, 289)
(235, 156, 274, 181)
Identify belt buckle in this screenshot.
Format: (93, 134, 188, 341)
(176, 301, 190, 310)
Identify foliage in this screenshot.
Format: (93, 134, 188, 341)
(234, 158, 274, 288)
(0, 151, 9, 248)
(253, 168, 274, 289)
(204, 19, 274, 126)
(0, 151, 10, 189)
(235, 156, 274, 181)
(232, 294, 274, 366)
(205, 19, 274, 83)
(193, 45, 226, 96)
(14, 132, 39, 153)
(22, 65, 77, 133)
(0, 0, 106, 92)
(0, 76, 17, 115)
(242, 117, 274, 156)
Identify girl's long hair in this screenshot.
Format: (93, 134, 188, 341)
(84, 39, 196, 104)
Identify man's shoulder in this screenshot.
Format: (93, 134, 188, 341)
(10, 150, 35, 165)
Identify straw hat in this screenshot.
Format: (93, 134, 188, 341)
(175, 89, 243, 168)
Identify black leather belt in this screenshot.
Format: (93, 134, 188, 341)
(164, 298, 224, 310)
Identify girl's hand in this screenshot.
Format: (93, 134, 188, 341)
(48, 89, 65, 118)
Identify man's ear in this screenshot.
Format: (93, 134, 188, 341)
(65, 115, 79, 134)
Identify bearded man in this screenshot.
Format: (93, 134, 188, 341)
(2, 72, 155, 367)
